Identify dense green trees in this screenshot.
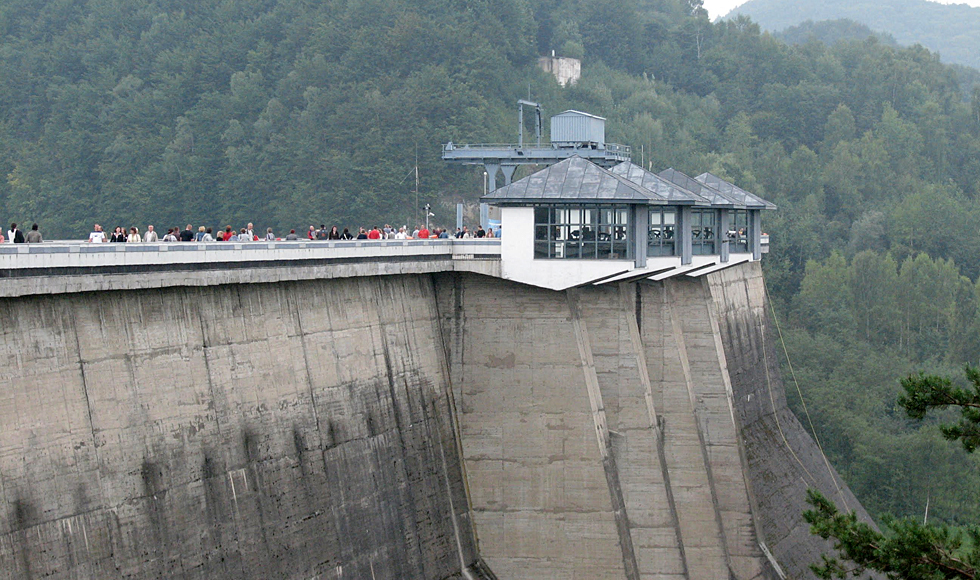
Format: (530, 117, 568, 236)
(803, 367, 980, 579)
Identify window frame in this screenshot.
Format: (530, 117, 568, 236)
(691, 208, 717, 255)
(533, 204, 633, 260)
(648, 207, 677, 257)
(729, 210, 750, 253)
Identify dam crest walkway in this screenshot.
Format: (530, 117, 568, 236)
(0, 239, 502, 298)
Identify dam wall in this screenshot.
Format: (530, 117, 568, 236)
(705, 265, 876, 578)
(0, 259, 872, 579)
(0, 276, 479, 579)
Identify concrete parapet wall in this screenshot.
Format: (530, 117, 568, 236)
(0, 240, 500, 298)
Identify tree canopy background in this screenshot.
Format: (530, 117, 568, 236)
(5, 0, 980, 529)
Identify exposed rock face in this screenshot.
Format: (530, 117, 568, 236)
(0, 263, 871, 579)
(537, 55, 582, 86)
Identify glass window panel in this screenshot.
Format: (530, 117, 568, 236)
(534, 241, 549, 258)
(532, 204, 634, 260)
(535, 207, 549, 223)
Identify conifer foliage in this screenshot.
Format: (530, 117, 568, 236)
(804, 366, 980, 578)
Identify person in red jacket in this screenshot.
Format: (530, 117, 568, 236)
(416, 226, 430, 240)
(367, 226, 382, 240)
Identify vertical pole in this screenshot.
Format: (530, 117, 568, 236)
(751, 210, 762, 261)
(518, 102, 524, 148)
(633, 205, 648, 269)
(536, 105, 542, 146)
(481, 166, 498, 230)
(414, 147, 419, 228)
(680, 206, 693, 265)
(456, 203, 463, 231)
(719, 209, 730, 263)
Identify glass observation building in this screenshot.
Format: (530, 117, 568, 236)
(481, 156, 775, 290)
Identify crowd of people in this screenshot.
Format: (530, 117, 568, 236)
(1, 221, 498, 243)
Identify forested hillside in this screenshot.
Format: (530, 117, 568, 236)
(726, 0, 980, 70)
(775, 19, 897, 48)
(5, 0, 980, 529)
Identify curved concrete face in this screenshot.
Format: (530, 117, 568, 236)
(0, 276, 479, 579)
(0, 262, 876, 580)
(704, 263, 880, 580)
(437, 264, 874, 580)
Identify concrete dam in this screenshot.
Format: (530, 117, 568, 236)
(0, 240, 873, 579)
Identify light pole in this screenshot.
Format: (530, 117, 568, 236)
(425, 204, 432, 231)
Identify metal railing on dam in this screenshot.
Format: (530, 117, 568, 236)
(0, 239, 502, 297)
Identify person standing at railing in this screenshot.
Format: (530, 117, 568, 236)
(127, 227, 141, 243)
(9, 223, 25, 243)
(144, 225, 158, 242)
(87, 224, 106, 243)
(26, 223, 42, 243)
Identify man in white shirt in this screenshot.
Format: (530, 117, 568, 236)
(144, 225, 158, 242)
(88, 224, 107, 243)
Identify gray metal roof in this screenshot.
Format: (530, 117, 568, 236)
(481, 156, 667, 204)
(553, 110, 606, 121)
(658, 168, 743, 208)
(695, 172, 777, 210)
(610, 162, 709, 206)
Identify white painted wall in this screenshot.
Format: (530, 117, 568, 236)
(499, 207, 761, 290)
(500, 206, 636, 290)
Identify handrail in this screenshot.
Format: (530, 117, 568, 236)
(444, 142, 632, 153)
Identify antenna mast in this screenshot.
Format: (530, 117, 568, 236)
(414, 145, 419, 227)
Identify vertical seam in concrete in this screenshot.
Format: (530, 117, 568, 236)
(70, 299, 109, 520)
(195, 289, 249, 579)
(437, 425, 471, 578)
(429, 274, 482, 559)
(619, 283, 660, 429)
(702, 277, 773, 578)
(288, 289, 322, 437)
(567, 288, 641, 580)
(706, 272, 788, 580)
(624, 283, 691, 579)
(665, 281, 734, 577)
(374, 278, 428, 579)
